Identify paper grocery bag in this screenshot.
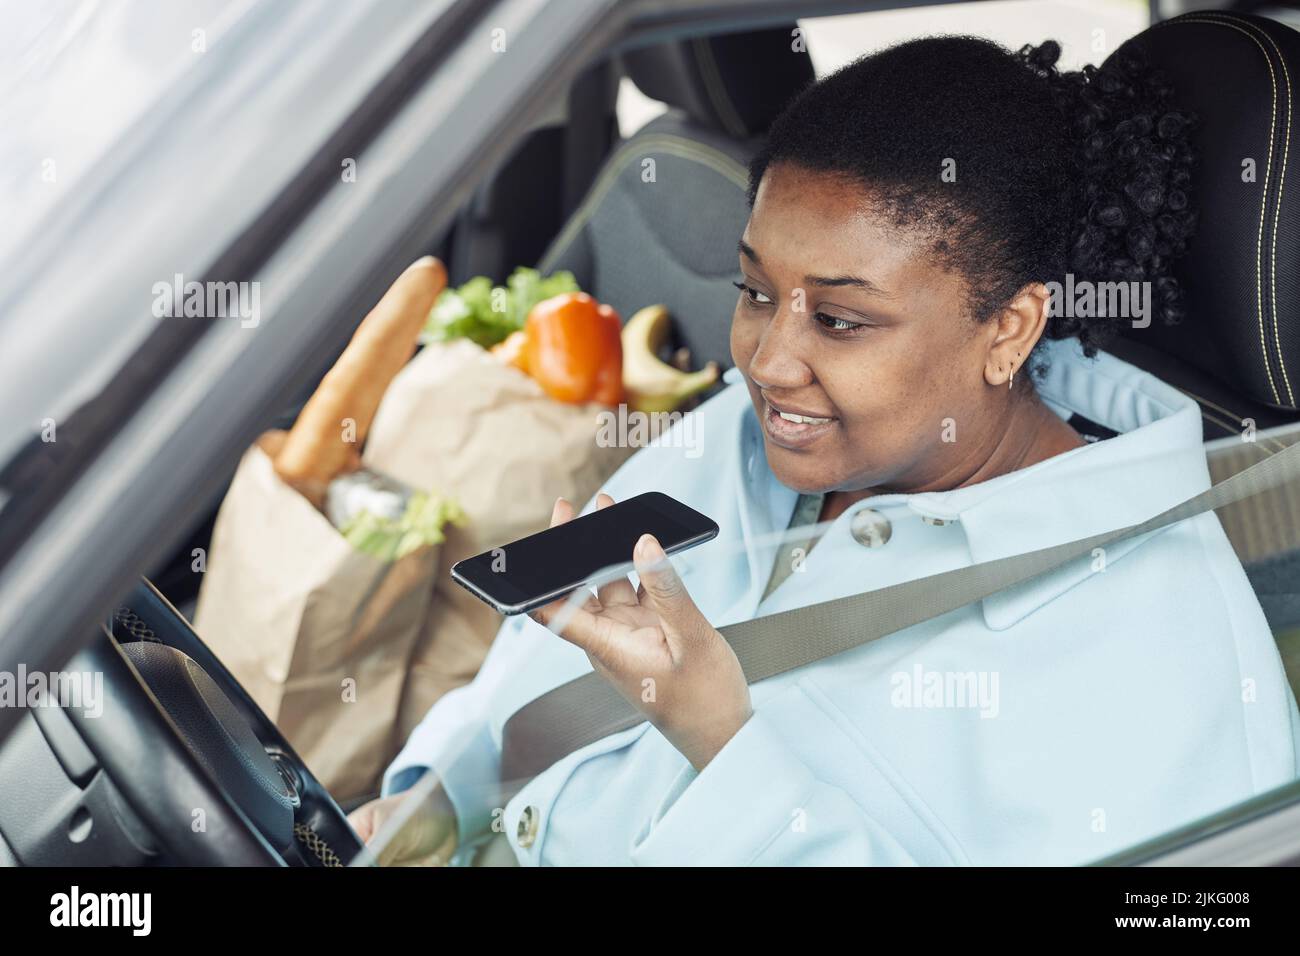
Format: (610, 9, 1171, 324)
(193, 443, 439, 800)
(362, 339, 636, 750)
(195, 339, 634, 802)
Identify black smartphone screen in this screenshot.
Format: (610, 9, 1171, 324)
(450, 492, 718, 614)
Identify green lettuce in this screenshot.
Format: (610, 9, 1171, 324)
(339, 490, 466, 562)
(421, 267, 580, 348)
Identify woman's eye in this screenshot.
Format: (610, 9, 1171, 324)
(733, 281, 773, 306)
(815, 312, 865, 333)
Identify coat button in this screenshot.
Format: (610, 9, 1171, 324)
(516, 806, 540, 849)
(849, 508, 892, 547)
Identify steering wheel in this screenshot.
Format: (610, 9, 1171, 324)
(59, 579, 365, 866)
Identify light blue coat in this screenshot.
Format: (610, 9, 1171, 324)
(384, 337, 1300, 865)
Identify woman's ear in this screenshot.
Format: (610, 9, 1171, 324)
(983, 282, 1050, 389)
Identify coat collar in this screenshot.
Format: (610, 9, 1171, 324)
(727, 337, 1210, 631)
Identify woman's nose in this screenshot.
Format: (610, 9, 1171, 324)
(747, 309, 814, 390)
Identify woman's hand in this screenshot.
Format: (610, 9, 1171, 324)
(530, 494, 753, 770)
(347, 783, 457, 867)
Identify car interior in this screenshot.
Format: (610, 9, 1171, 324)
(2, 6, 1300, 866)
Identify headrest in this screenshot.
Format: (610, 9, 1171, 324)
(1111, 12, 1300, 411)
(621, 25, 815, 139)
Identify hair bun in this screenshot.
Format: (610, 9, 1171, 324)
(1019, 39, 1063, 76)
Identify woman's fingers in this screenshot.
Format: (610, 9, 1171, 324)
(550, 496, 576, 527)
(530, 590, 602, 629)
(536, 594, 621, 663)
(530, 593, 615, 668)
(633, 534, 710, 653)
(347, 801, 379, 843)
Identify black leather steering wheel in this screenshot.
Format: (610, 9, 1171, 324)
(63, 579, 364, 866)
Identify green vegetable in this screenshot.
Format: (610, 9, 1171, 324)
(421, 267, 579, 348)
(339, 490, 466, 562)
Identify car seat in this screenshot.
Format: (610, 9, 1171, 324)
(537, 24, 814, 372)
(1106, 12, 1300, 692)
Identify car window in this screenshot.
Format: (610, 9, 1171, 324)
(9, 0, 1300, 871)
(613, 0, 1150, 139)
(0, 0, 451, 568)
(798, 0, 1148, 75)
(0, 0, 253, 268)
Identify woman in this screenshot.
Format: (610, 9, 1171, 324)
(351, 36, 1300, 865)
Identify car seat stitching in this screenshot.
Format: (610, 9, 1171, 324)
(1193, 402, 1247, 438)
(1195, 404, 1285, 451)
(1174, 385, 1289, 451)
(1201, 13, 1295, 408)
(1164, 17, 1282, 405)
(1174, 387, 1245, 429)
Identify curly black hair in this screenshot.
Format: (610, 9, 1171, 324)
(747, 36, 1197, 360)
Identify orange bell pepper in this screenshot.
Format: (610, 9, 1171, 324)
(490, 329, 529, 373)
(524, 292, 624, 405)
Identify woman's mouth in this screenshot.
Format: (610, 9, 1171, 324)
(762, 400, 838, 449)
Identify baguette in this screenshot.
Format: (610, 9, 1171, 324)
(273, 256, 446, 505)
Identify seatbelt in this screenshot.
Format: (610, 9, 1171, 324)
(500, 438, 1300, 794)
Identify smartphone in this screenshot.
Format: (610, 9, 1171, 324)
(450, 492, 719, 615)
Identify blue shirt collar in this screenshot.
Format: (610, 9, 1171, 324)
(729, 337, 1210, 630)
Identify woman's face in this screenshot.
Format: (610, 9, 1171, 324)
(730, 162, 1009, 496)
